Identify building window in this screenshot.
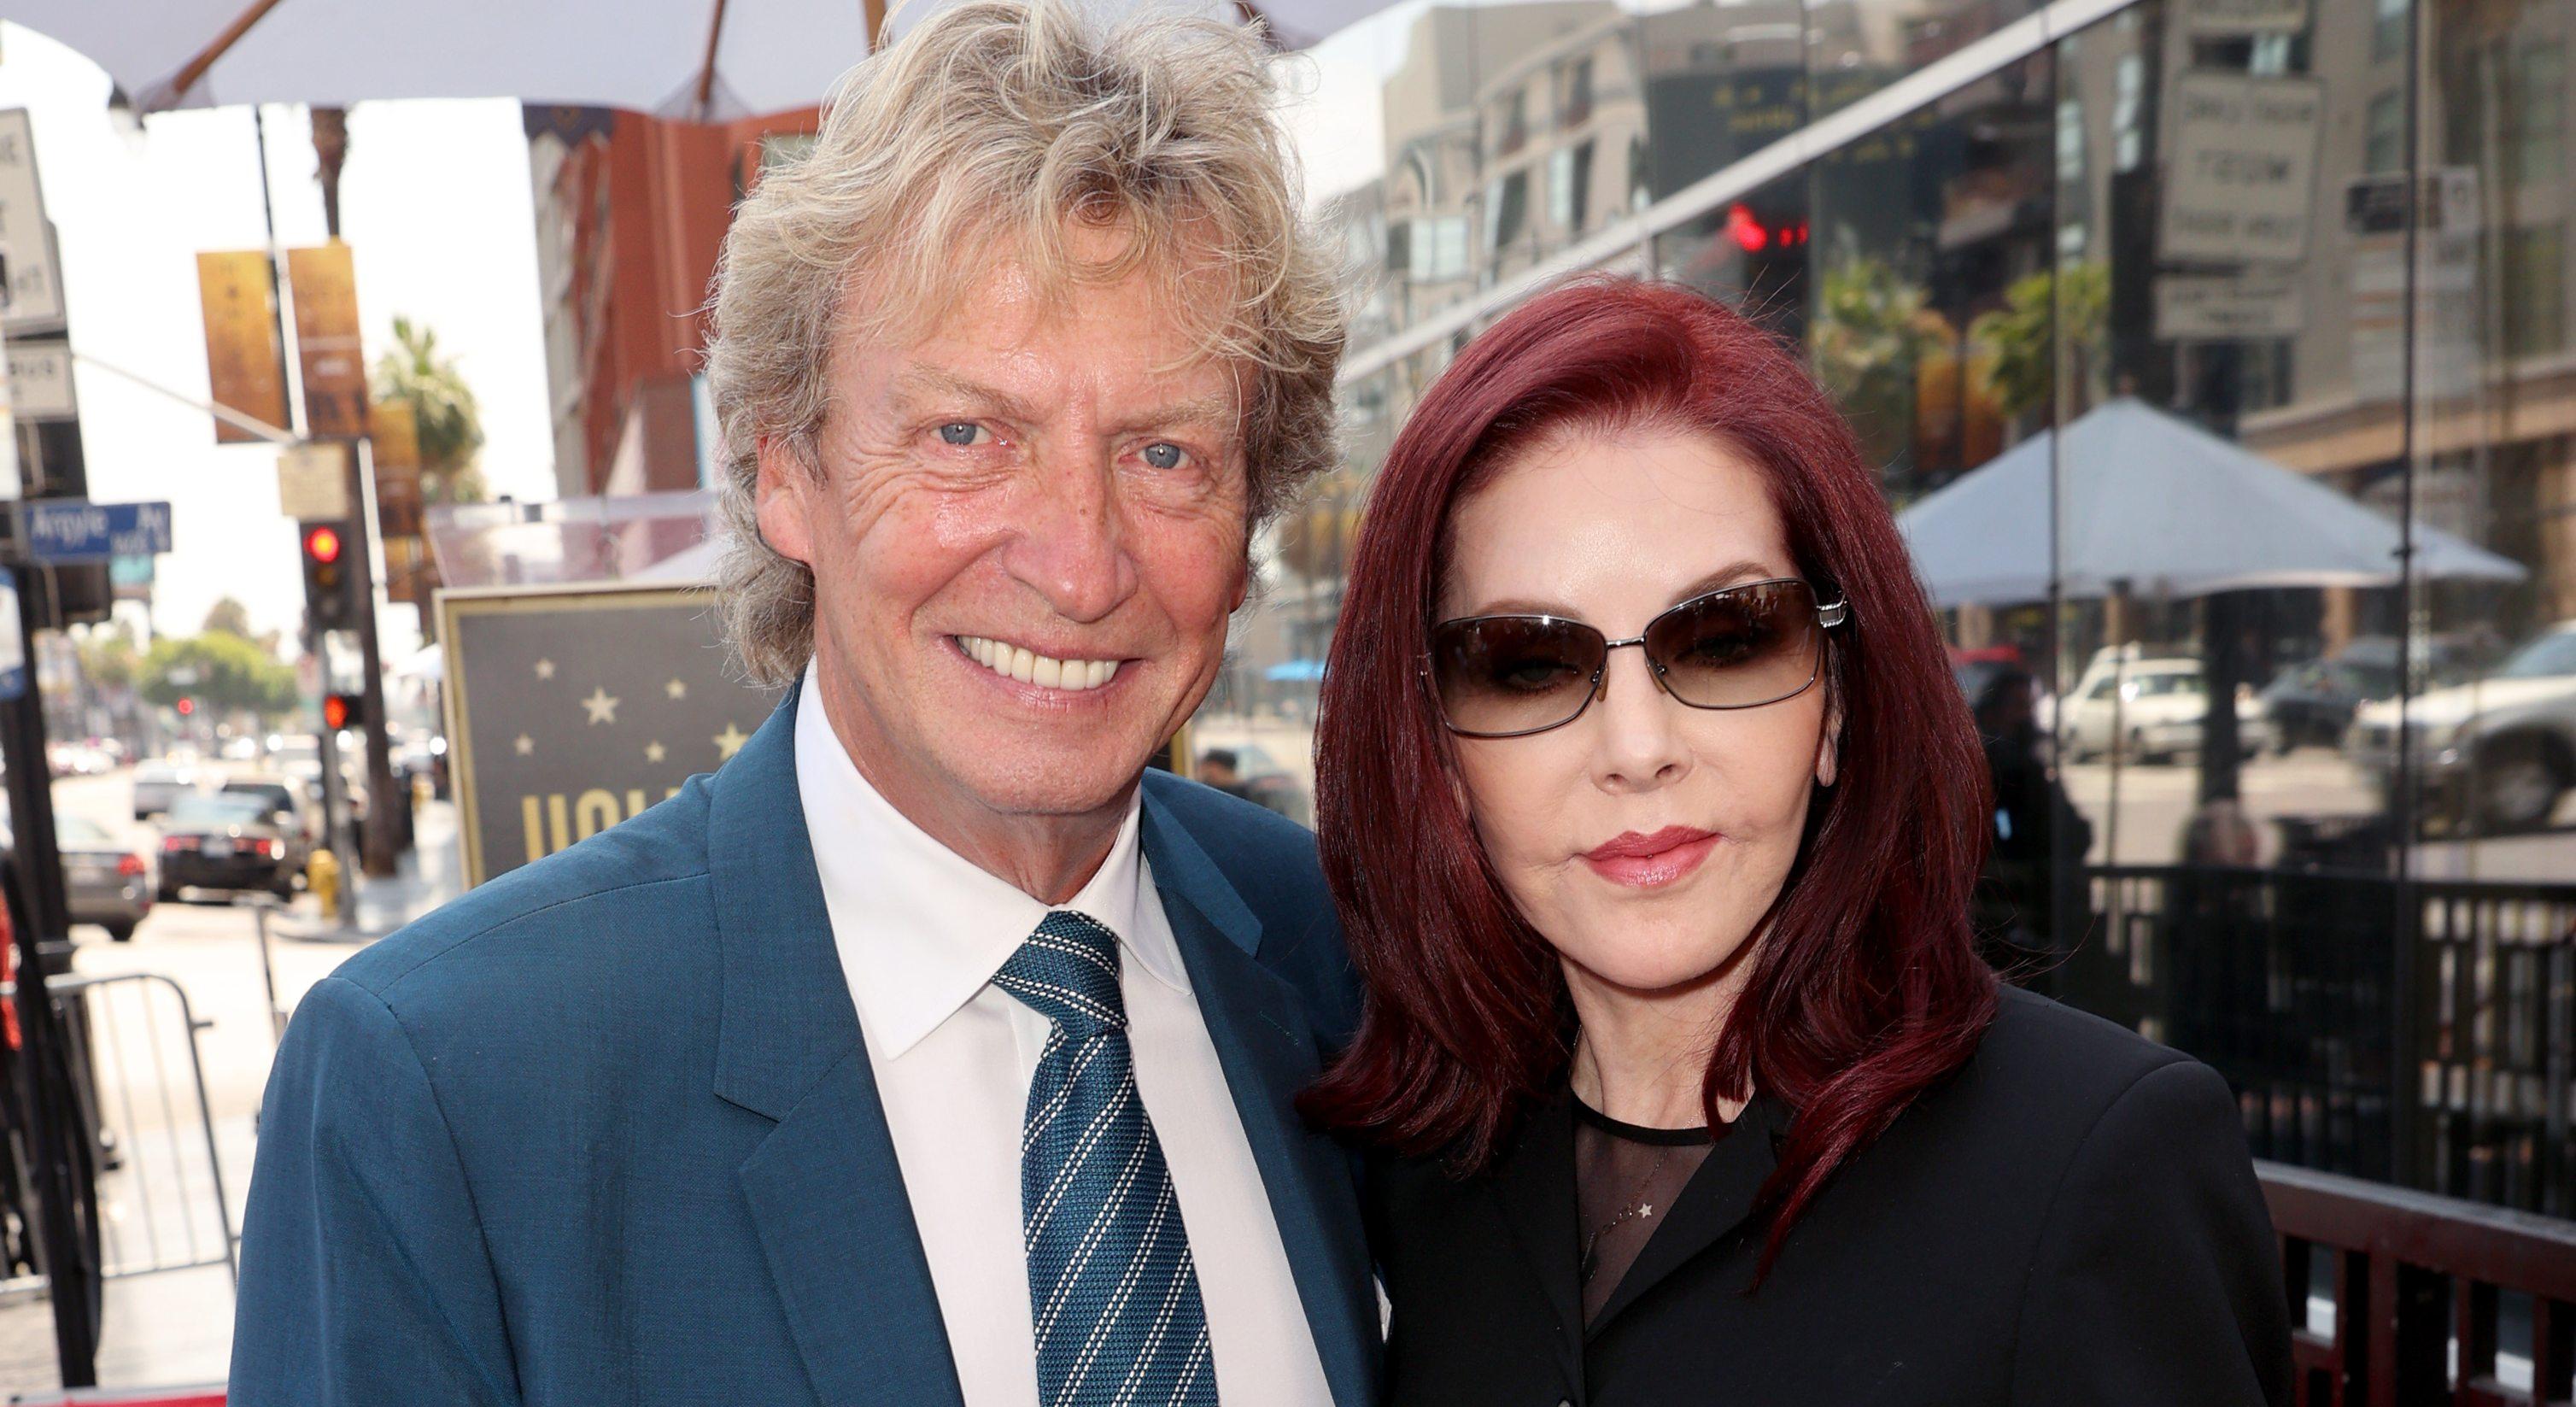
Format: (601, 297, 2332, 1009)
(2373, 0, 2408, 63)
(1405, 216, 1471, 283)
(2366, 91, 2406, 174)
(1549, 141, 1595, 234)
(2512, 44, 2565, 189)
(1487, 171, 1531, 256)
(1558, 56, 1595, 129)
(1497, 90, 1529, 159)
(2504, 223, 2567, 357)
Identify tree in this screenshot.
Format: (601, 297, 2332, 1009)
(140, 633, 299, 720)
(202, 595, 254, 639)
(1809, 252, 1947, 483)
(74, 624, 140, 694)
(372, 315, 489, 505)
(1970, 261, 2111, 426)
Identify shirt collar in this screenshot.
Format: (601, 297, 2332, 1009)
(793, 665, 1188, 1058)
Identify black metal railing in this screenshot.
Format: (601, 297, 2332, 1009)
(2047, 866, 2575, 1222)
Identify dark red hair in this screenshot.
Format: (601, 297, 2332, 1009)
(1302, 277, 1997, 1276)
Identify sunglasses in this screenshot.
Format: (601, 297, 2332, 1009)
(1428, 577, 1849, 739)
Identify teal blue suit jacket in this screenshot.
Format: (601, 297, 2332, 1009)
(229, 690, 1379, 1405)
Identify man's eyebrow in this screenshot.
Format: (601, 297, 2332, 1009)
(1109, 392, 1238, 437)
(887, 367, 1042, 423)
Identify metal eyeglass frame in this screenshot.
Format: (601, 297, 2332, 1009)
(1427, 577, 1852, 739)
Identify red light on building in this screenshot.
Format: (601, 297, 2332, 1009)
(1724, 202, 1808, 254)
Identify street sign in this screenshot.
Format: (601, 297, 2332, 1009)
(276, 441, 353, 521)
(18, 500, 173, 561)
(2159, 73, 2325, 265)
(196, 250, 290, 444)
(3, 337, 73, 421)
(0, 111, 64, 334)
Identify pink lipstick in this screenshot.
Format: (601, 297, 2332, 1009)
(1581, 826, 1720, 888)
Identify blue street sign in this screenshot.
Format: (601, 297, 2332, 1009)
(18, 500, 172, 562)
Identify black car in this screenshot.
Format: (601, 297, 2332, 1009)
(2258, 657, 2395, 753)
(158, 794, 301, 900)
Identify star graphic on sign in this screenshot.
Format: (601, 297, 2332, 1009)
(582, 687, 620, 724)
(664, 678, 688, 701)
(514, 734, 535, 755)
(714, 721, 750, 759)
(645, 741, 667, 764)
(535, 658, 556, 680)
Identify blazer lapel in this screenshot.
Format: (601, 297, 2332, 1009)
(710, 695, 966, 1407)
(1585, 1093, 1789, 1336)
(1479, 1090, 1587, 1388)
(1140, 794, 1380, 1407)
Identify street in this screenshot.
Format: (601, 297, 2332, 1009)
(0, 765, 443, 1393)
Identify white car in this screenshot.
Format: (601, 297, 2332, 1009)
(2346, 622, 2576, 832)
(2058, 657, 2272, 764)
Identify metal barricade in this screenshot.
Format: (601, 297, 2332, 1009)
(0, 972, 235, 1294)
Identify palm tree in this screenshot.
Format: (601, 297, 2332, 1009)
(372, 315, 488, 503)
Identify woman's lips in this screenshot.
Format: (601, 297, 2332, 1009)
(1580, 826, 1721, 888)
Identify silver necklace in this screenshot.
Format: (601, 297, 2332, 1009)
(1578, 1143, 1674, 1284)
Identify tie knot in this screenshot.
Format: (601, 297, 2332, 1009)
(993, 911, 1127, 1034)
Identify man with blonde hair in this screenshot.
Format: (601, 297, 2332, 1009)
(228, 3, 1371, 1403)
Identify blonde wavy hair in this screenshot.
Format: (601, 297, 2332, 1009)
(703, 0, 1347, 685)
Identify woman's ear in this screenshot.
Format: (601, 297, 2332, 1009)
(1814, 700, 1843, 789)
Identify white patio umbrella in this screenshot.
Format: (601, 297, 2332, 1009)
(11, 0, 1386, 119)
(1895, 397, 2527, 608)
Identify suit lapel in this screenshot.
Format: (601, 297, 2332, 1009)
(710, 695, 966, 1407)
(1479, 1091, 1587, 1387)
(1585, 1093, 1788, 1336)
(1140, 794, 1380, 1407)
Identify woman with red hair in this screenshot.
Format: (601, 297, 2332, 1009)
(1306, 278, 2289, 1404)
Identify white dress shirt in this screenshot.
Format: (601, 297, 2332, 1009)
(793, 668, 1334, 1407)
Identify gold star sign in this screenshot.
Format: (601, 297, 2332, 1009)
(514, 734, 535, 755)
(713, 721, 750, 759)
(582, 687, 621, 724)
(646, 741, 667, 764)
(664, 679, 688, 701)
(535, 659, 556, 680)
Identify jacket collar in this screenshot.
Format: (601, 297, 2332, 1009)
(1480, 1083, 1790, 1357)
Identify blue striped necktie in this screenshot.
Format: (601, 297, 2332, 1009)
(992, 910, 1218, 1407)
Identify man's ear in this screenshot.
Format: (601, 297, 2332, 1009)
(754, 435, 817, 566)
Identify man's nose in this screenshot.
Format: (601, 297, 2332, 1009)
(1002, 451, 1136, 624)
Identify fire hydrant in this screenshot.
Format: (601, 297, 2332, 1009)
(306, 848, 342, 920)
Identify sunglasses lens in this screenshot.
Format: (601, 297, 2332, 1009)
(1645, 580, 1823, 708)
(1431, 617, 1606, 736)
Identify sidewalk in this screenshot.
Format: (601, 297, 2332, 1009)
(273, 800, 465, 943)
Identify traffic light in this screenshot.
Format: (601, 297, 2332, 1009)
(301, 521, 358, 632)
(322, 692, 364, 731)
(174, 697, 195, 718)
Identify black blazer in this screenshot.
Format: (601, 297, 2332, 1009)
(1368, 987, 2293, 1407)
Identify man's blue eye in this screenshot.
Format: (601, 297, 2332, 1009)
(937, 423, 983, 447)
(1141, 443, 1185, 470)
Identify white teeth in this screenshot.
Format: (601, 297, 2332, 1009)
(954, 636, 1123, 693)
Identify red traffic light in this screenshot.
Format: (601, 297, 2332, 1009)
(303, 525, 343, 565)
(322, 693, 362, 731)
(175, 697, 196, 717)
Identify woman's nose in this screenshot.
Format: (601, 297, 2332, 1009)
(1588, 646, 1692, 791)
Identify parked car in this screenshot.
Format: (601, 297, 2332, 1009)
(130, 761, 202, 819)
(0, 810, 155, 941)
(2058, 657, 2273, 764)
(52, 816, 154, 941)
(2347, 621, 2576, 833)
(158, 793, 303, 900)
(2259, 656, 2397, 753)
